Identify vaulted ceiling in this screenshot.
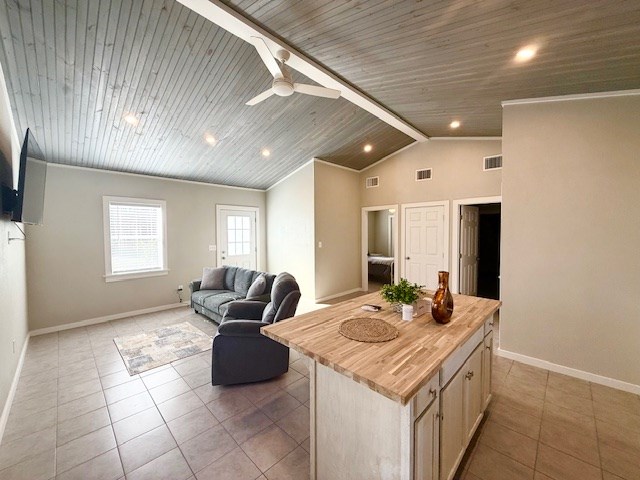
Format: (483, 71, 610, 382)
(1, 0, 639, 189)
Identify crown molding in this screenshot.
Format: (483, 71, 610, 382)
(502, 89, 640, 106)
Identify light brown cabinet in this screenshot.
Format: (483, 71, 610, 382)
(439, 343, 484, 480)
(482, 330, 494, 410)
(414, 398, 440, 480)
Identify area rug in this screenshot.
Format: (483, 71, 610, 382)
(114, 322, 212, 375)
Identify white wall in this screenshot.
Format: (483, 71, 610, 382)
(26, 165, 266, 331)
(501, 93, 640, 389)
(360, 139, 502, 272)
(266, 162, 315, 303)
(314, 161, 361, 300)
(0, 61, 28, 429)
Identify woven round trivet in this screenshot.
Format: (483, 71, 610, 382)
(338, 317, 399, 343)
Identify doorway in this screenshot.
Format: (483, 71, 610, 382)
(361, 205, 399, 292)
(216, 205, 258, 269)
(452, 197, 501, 299)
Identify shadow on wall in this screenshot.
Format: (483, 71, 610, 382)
(0, 148, 13, 214)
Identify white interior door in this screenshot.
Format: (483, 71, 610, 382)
(217, 207, 257, 269)
(459, 206, 479, 295)
(404, 205, 445, 289)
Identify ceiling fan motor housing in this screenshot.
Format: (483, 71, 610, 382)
(272, 77, 294, 96)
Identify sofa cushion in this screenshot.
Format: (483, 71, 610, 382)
(246, 274, 266, 299)
(223, 267, 238, 291)
(192, 290, 233, 306)
(203, 292, 245, 314)
(201, 267, 225, 290)
(234, 268, 255, 296)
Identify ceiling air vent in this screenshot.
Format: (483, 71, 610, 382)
(365, 176, 379, 188)
(416, 168, 432, 181)
(483, 155, 503, 171)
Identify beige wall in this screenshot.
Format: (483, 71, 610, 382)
(501, 94, 640, 388)
(314, 161, 361, 300)
(26, 165, 266, 330)
(266, 162, 315, 303)
(0, 61, 28, 422)
(361, 139, 502, 272)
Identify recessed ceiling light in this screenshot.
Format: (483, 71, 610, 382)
(204, 134, 216, 145)
(261, 149, 271, 157)
(363, 144, 373, 153)
(123, 114, 139, 126)
(515, 45, 537, 63)
(450, 120, 461, 129)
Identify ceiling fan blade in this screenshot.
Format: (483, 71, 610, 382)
(293, 83, 341, 99)
(246, 89, 275, 106)
(249, 37, 283, 78)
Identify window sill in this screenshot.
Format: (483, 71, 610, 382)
(104, 269, 169, 283)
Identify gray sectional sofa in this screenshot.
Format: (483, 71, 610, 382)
(190, 266, 276, 323)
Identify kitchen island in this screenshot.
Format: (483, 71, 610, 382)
(262, 291, 501, 480)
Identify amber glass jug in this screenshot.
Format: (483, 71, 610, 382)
(431, 271, 454, 324)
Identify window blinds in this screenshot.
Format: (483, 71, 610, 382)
(108, 202, 164, 274)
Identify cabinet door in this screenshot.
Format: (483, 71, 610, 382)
(463, 345, 483, 443)
(482, 331, 493, 410)
(415, 400, 440, 480)
(440, 370, 464, 480)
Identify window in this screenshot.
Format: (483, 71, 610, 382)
(227, 215, 251, 256)
(103, 196, 168, 282)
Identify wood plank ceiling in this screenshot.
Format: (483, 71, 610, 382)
(224, 0, 640, 137)
(0, 0, 413, 189)
(2, 1, 639, 188)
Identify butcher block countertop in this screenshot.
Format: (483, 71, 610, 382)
(262, 292, 501, 405)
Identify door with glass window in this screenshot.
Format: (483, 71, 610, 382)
(217, 207, 257, 269)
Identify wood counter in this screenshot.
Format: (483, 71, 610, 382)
(262, 291, 501, 405)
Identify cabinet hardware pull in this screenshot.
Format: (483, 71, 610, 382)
(485, 345, 491, 351)
(488, 322, 494, 326)
(429, 388, 436, 397)
(465, 371, 474, 380)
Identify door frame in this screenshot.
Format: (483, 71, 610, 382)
(216, 204, 261, 269)
(400, 200, 450, 282)
(361, 204, 399, 291)
(451, 196, 501, 294)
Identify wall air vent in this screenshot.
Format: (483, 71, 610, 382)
(415, 168, 432, 181)
(483, 155, 503, 171)
(365, 176, 379, 188)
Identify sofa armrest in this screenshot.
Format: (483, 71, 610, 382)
(190, 279, 202, 293)
(224, 300, 268, 321)
(217, 320, 269, 338)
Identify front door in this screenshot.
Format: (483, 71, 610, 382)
(404, 205, 445, 289)
(459, 205, 479, 295)
(217, 207, 257, 269)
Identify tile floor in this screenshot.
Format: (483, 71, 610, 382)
(1, 305, 639, 480)
(0, 307, 310, 480)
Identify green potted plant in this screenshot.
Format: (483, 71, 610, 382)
(380, 278, 423, 319)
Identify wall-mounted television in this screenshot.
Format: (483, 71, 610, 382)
(1, 128, 47, 225)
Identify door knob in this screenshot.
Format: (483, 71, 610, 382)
(405, 257, 410, 260)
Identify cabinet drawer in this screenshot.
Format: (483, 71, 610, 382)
(441, 327, 483, 386)
(414, 374, 439, 418)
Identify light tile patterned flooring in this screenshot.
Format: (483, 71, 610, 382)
(1, 306, 639, 480)
(0, 307, 310, 480)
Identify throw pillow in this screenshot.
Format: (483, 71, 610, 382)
(246, 274, 267, 299)
(201, 267, 225, 290)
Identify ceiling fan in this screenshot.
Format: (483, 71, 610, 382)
(246, 37, 341, 106)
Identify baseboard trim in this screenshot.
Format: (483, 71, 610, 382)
(30, 302, 190, 336)
(496, 347, 640, 395)
(316, 288, 364, 303)
(0, 334, 30, 445)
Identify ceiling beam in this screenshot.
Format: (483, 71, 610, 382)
(176, 0, 429, 142)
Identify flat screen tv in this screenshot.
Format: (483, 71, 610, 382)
(10, 128, 47, 225)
